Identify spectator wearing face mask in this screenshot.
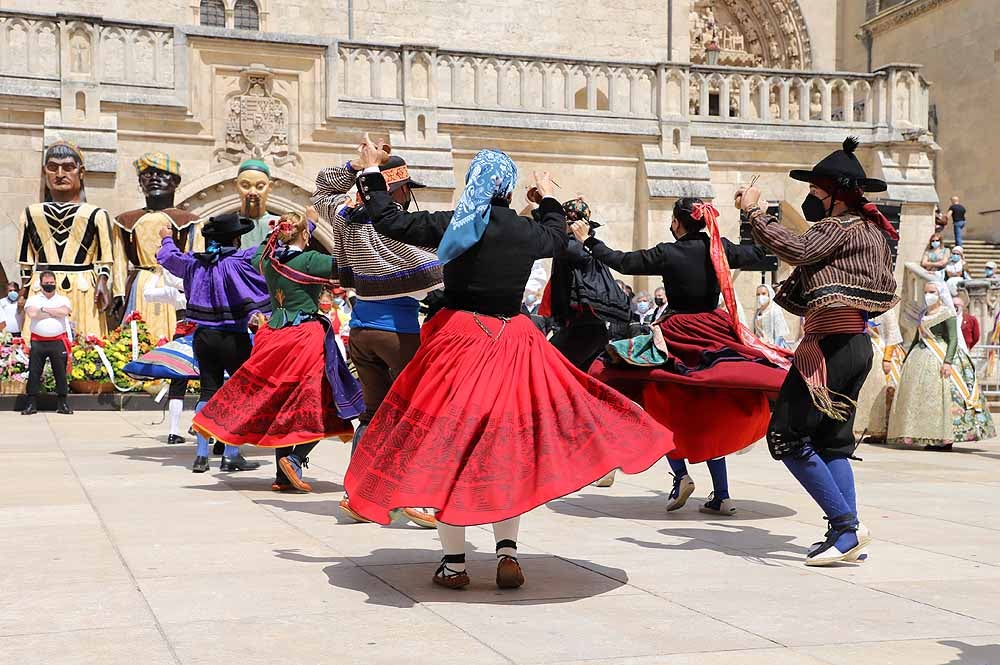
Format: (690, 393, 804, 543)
(651, 287, 669, 320)
(754, 284, 791, 349)
(944, 245, 969, 294)
(0, 281, 24, 336)
(920, 233, 949, 279)
(631, 291, 657, 324)
(21, 271, 73, 415)
(984, 261, 998, 281)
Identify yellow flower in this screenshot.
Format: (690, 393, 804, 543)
(71, 368, 84, 380)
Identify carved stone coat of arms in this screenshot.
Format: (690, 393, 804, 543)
(216, 66, 298, 166)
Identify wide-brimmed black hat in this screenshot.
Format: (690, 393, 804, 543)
(789, 137, 887, 193)
(380, 155, 425, 192)
(202, 212, 256, 240)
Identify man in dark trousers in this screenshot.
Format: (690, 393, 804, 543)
(543, 198, 630, 371)
(947, 195, 967, 246)
(22, 271, 73, 415)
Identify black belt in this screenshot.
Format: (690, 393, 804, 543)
(34, 264, 95, 272)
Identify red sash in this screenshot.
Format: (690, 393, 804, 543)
(30, 332, 72, 373)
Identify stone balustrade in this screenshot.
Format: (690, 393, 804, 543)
(0, 11, 175, 89)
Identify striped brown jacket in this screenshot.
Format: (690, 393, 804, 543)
(750, 212, 899, 317)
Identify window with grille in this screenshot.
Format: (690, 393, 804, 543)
(199, 0, 226, 27)
(234, 0, 260, 30)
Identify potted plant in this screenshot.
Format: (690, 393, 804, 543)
(69, 335, 116, 394)
(0, 331, 29, 395)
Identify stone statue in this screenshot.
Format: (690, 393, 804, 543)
(112, 152, 201, 342)
(810, 90, 823, 119)
(235, 159, 281, 248)
(17, 141, 117, 339)
(769, 90, 781, 119)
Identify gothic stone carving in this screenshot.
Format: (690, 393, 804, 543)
(690, 0, 812, 70)
(215, 65, 299, 167)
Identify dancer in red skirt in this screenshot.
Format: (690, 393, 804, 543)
(193, 212, 362, 491)
(577, 198, 791, 516)
(344, 138, 675, 590)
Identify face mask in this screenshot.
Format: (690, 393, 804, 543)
(987, 269, 994, 277)
(801, 194, 829, 223)
(930, 241, 941, 249)
(950, 255, 961, 263)
(924, 293, 940, 307)
(41, 284, 56, 293)
(525, 294, 537, 306)
(319, 303, 332, 312)
(7, 291, 18, 302)
(757, 294, 770, 306)
(636, 301, 651, 314)
(333, 297, 344, 307)
(654, 297, 666, 307)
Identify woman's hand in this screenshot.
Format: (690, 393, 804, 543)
(941, 362, 952, 379)
(533, 171, 555, 200)
(570, 220, 590, 243)
(355, 133, 383, 170)
(158, 225, 172, 240)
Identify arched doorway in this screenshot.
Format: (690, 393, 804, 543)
(174, 165, 338, 253)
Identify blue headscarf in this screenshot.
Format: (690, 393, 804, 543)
(438, 149, 518, 264)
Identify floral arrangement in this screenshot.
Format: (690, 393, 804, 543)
(68, 312, 154, 391)
(0, 331, 29, 383)
(70, 335, 108, 382)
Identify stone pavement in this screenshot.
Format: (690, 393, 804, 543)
(4, 411, 1000, 665)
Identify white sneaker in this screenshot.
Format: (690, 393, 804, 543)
(699, 493, 737, 516)
(806, 522, 872, 567)
(666, 475, 696, 512)
(593, 470, 617, 488)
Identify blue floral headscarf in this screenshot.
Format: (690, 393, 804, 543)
(438, 149, 518, 264)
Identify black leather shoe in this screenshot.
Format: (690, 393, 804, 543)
(220, 455, 260, 472)
(56, 400, 73, 415)
(20, 398, 37, 416)
(167, 434, 186, 445)
(212, 440, 225, 456)
(192, 456, 209, 473)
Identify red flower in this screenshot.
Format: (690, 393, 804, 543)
(85, 335, 106, 348)
(123, 312, 144, 324)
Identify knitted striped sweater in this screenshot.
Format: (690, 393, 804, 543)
(311, 166, 443, 300)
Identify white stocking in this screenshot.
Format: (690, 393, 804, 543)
(436, 521, 467, 571)
(168, 399, 184, 436)
(492, 515, 521, 558)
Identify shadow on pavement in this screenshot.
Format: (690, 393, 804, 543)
(938, 640, 1000, 664)
(547, 492, 797, 521)
(110, 444, 273, 470)
(273, 548, 629, 608)
(618, 522, 811, 563)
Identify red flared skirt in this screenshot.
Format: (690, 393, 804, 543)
(343, 310, 676, 526)
(193, 321, 354, 448)
(591, 310, 788, 464)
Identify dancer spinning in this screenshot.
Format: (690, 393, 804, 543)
(580, 198, 791, 516)
(740, 137, 899, 566)
(344, 139, 675, 590)
(312, 153, 442, 526)
(192, 212, 361, 491)
(158, 213, 272, 473)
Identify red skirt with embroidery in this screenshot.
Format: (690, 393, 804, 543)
(343, 309, 676, 526)
(591, 309, 788, 464)
(193, 321, 354, 448)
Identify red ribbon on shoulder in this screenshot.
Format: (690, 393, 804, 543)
(861, 201, 899, 241)
(690, 201, 792, 369)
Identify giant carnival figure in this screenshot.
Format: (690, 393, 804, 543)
(113, 152, 201, 342)
(234, 159, 280, 248)
(17, 141, 117, 339)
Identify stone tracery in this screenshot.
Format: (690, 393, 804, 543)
(690, 0, 812, 70)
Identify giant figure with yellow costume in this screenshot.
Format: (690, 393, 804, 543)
(17, 141, 117, 339)
(235, 159, 280, 248)
(112, 152, 201, 342)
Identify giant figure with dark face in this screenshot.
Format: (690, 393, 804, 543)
(113, 152, 201, 343)
(17, 141, 117, 339)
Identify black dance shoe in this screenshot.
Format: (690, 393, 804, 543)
(56, 400, 73, 415)
(167, 434, 186, 445)
(220, 454, 261, 472)
(192, 456, 210, 473)
(20, 398, 37, 416)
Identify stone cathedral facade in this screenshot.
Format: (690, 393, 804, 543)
(0, 0, 944, 301)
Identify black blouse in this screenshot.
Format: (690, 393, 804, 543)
(583, 232, 766, 314)
(357, 172, 567, 317)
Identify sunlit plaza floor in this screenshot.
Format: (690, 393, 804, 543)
(3, 410, 1000, 665)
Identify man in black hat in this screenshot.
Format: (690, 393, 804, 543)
(545, 197, 630, 371)
(738, 137, 899, 566)
(311, 147, 443, 527)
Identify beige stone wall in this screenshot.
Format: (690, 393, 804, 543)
(0, 110, 45, 282)
(843, 0, 1000, 240)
